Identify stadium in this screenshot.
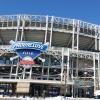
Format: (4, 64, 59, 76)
(0, 14, 99, 98)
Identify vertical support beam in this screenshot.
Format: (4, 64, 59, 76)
(41, 58, 45, 79)
(93, 53, 96, 92)
(76, 55, 79, 78)
(44, 15, 48, 43)
(98, 53, 100, 88)
(49, 16, 54, 47)
(10, 61, 13, 79)
(72, 20, 79, 50)
(76, 20, 80, 50)
(47, 55, 51, 79)
(98, 27, 100, 89)
(95, 26, 97, 50)
(7, 18, 8, 27)
(65, 48, 70, 97)
(21, 16, 25, 41)
(67, 49, 70, 83)
(41, 65, 44, 79)
(15, 15, 20, 42)
(12, 16, 14, 27)
(71, 58, 74, 98)
(29, 67, 32, 79)
(72, 19, 75, 49)
(47, 55, 50, 80)
(15, 63, 19, 79)
(99, 26, 100, 51)
(2, 20, 4, 28)
(61, 48, 64, 82)
(23, 68, 26, 79)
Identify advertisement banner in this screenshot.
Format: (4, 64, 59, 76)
(10, 41, 49, 67)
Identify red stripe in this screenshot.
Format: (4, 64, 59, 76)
(20, 60, 35, 65)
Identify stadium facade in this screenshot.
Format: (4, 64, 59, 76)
(0, 14, 99, 98)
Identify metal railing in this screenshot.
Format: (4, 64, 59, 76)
(0, 15, 99, 37)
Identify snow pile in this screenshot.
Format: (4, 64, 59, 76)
(22, 96, 68, 100)
(45, 96, 68, 100)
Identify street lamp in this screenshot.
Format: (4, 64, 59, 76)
(84, 71, 87, 97)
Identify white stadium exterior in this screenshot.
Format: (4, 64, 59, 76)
(0, 14, 99, 98)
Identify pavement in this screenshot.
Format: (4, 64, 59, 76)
(68, 98, 94, 100)
(0, 96, 95, 100)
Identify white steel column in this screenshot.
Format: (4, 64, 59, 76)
(10, 62, 13, 78)
(49, 16, 54, 47)
(93, 53, 96, 92)
(95, 26, 97, 50)
(61, 48, 64, 82)
(41, 62, 44, 79)
(21, 16, 25, 41)
(42, 55, 45, 79)
(76, 54, 79, 78)
(98, 26, 100, 89)
(15, 63, 19, 79)
(71, 58, 74, 98)
(99, 26, 100, 51)
(44, 15, 48, 43)
(76, 20, 80, 50)
(23, 68, 26, 79)
(98, 53, 100, 88)
(15, 15, 20, 41)
(67, 49, 70, 83)
(29, 67, 32, 79)
(47, 55, 51, 80)
(72, 19, 75, 49)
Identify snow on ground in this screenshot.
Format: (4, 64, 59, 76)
(44, 96, 68, 100)
(22, 96, 68, 100)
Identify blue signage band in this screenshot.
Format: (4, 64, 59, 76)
(9, 41, 49, 63)
(10, 41, 49, 52)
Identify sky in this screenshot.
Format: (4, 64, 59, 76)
(0, 0, 100, 24)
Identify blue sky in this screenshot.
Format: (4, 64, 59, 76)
(0, 0, 100, 24)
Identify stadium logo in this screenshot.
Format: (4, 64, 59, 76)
(9, 41, 49, 68)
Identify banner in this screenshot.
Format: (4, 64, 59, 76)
(10, 41, 49, 66)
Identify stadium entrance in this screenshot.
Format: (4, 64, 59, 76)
(30, 84, 60, 97)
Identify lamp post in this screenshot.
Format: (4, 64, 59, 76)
(84, 71, 87, 97)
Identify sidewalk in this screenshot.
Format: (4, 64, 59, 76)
(69, 98, 94, 100)
(0, 96, 95, 100)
